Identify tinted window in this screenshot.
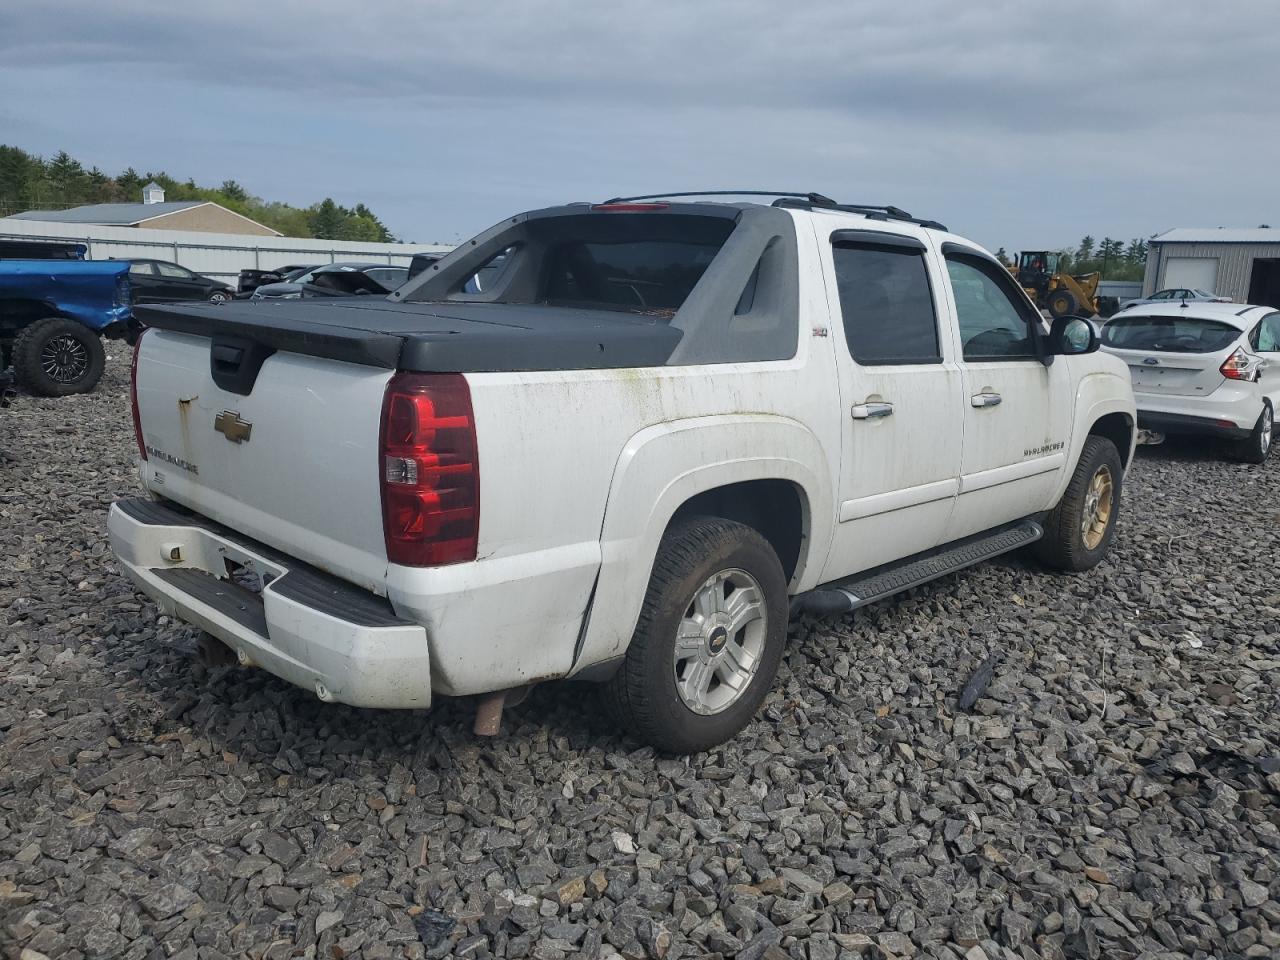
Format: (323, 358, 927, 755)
(832, 244, 939, 364)
(409, 213, 734, 316)
(156, 262, 191, 278)
(128, 262, 156, 276)
(544, 239, 722, 312)
(367, 267, 408, 289)
(1103, 316, 1241, 353)
(946, 257, 1038, 360)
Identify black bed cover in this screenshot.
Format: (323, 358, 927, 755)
(134, 297, 683, 372)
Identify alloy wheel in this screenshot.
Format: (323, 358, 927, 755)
(672, 568, 767, 716)
(40, 334, 90, 384)
(1080, 464, 1114, 550)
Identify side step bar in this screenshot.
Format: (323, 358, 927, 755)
(791, 519, 1042, 617)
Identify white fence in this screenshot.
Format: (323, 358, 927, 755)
(0, 217, 453, 282)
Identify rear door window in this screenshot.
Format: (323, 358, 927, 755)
(1103, 316, 1242, 353)
(832, 242, 940, 364)
(129, 262, 157, 276)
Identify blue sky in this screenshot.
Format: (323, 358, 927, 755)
(2, 0, 1277, 251)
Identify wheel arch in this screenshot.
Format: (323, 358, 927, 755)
(1088, 410, 1135, 469)
(568, 414, 834, 676)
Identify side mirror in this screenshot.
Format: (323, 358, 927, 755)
(1049, 315, 1099, 356)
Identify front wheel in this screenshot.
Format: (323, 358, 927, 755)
(1035, 435, 1123, 572)
(209, 290, 230, 303)
(1233, 402, 1273, 464)
(603, 516, 788, 753)
(12, 317, 106, 397)
(1047, 289, 1080, 318)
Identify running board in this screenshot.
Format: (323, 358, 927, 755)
(791, 519, 1043, 617)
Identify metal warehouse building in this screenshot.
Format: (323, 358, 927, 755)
(1143, 227, 1280, 308)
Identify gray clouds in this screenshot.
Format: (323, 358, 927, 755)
(1, 0, 1276, 248)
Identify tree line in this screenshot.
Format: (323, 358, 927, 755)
(0, 145, 395, 242)
(995, 236, 1149, 282)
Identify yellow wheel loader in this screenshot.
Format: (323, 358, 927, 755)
(1013, 251, 1118, 318)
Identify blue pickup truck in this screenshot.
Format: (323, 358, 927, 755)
(1, 249, 135, 396)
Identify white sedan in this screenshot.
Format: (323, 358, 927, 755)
(1121, 287, 1231, 310)
(1100, 302, 1279, 462)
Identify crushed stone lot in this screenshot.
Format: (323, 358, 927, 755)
(2, 354, 1279, 960)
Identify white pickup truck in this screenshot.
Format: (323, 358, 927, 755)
(109, 192, 1136, 752)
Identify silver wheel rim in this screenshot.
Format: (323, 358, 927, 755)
(1262, 407, 1272, 453)
(211, 293, 227, 302)
(41, 333, 90, 383)
(672, 567, 767, 716)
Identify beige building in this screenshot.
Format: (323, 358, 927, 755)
(12, 182, 280, 237)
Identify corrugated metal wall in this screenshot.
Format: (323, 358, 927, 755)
(1143, 242, 1280, 301)
(0, 217, 453, 281)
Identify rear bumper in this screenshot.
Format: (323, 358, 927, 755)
(1137, 410, 1252, 440)
(107, 497, 432, 708)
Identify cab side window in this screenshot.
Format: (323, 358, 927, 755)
(832, 240, 940, 365)
(1252, 313, 1280, 352)
(945, 255, 1040, 361)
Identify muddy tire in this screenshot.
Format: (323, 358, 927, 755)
(12, 317, 106, 397)
(603, 516, 788, 753)
(1035, 435, 1123, 572)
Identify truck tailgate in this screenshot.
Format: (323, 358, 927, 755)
(135, 329, 393, 594)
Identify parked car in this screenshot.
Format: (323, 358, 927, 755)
(1121, 288, 1231, 310)
(122, 259, 235, 304)
(250, 262, 409, 300)
(0, 238, 88, 260)
(236, 264, 318, 297)
(1100, 302, 1278, 462)
(110, 193, 1136, 752)
(0, 259, 133, 395)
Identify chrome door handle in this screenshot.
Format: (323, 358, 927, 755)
(971, 392, 1002, 408)
(851, 401, 894, 420)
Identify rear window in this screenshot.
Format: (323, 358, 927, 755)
(1102, 316, 1241, 353)
(408, 213, 735, 316)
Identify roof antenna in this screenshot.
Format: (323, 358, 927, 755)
(1180, 293, 1189, 309)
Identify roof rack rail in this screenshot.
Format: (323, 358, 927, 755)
(772, 197, 948, 232)
(599, 191, 947, 232)
(603, 190, 839, 205)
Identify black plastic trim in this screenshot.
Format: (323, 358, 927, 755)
(831, 229, 926, 251)
(152, 567, 269, 636)
(1137, 411, 1251, 440)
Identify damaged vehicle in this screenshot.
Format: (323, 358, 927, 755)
(108, 192, 1136, 752)
(249, 262, 408, 300)
(1, 258, 134, 395)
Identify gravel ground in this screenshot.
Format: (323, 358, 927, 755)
(2, 354, 1279, 960)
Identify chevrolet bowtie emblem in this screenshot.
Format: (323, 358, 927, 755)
(214, 410, 253, 443)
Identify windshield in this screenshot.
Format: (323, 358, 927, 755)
(1103, 315, 1241, 353)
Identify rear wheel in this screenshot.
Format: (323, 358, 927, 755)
(1233, 402, 1273, 464)
(12, 317, 106, 397)
(603, 516, 788, 753)
(1035, 436, 1123, 571)
(1047, 288, 1079, 318)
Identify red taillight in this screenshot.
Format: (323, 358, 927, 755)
(1221, 347, 1263, 382)
(131, 328, 148, 460)
(379, 372, 479, 566)
(590, 202, 670, 212)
